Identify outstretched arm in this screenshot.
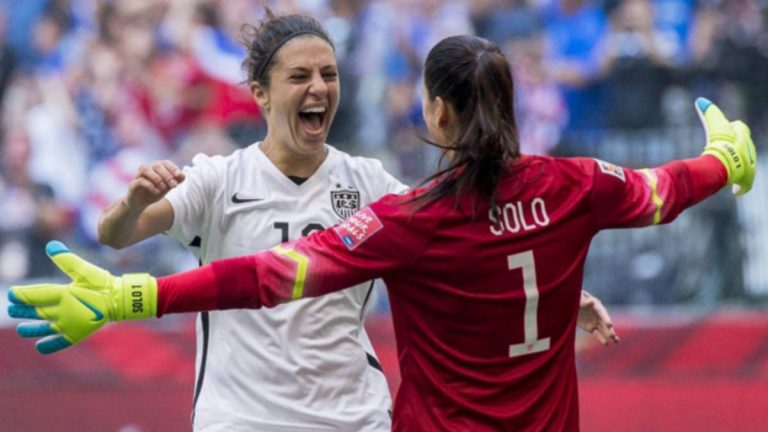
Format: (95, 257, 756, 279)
(8, 196, 427, 354)
(6, 240, 306, 354)
(590, 98, 756, 229)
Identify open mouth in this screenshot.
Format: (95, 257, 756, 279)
(298, 106, 327, 136)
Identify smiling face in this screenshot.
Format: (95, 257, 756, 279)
(252, 35, 339, 161)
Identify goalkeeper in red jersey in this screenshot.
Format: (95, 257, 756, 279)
(8, 34, 755, 431)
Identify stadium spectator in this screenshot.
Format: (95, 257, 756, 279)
(3, 0, 51, 69)
(9, 33, 754, 430)
(0, 125, 73, 281)
(384, 0, 474, 183)
(652, 0, 695, 63)
(0, 8, 16, 107)
(161, 0, 265, 146)
(472, 0, 542, 46)
(689, 0, 768, 132)
(507, 33, 568, 155)
(321, 0, 368, 151)
(542, 0, 607, 132)
(598, 0, 675, 129)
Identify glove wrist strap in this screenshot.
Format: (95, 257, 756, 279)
(117, 273, 158, 320)
(703, 146, 739, 184)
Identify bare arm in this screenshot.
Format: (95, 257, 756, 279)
(98, 160, 185, 249)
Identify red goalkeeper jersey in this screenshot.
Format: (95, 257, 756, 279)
(159, 154, 726, 431)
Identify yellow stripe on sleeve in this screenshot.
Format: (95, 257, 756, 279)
(640, 169, 663, 225)
(272, 245, 309, 300)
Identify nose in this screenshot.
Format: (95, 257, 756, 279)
(308, 72, 328, 98)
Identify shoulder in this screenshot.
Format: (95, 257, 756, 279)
(327, 146, 407, 194)
(494, 155, 605, 200)
(184, 146, 251, 175)
(328, 146, 390, 174)
(187, 150, 236, 169)
(515, 155, 608, 180)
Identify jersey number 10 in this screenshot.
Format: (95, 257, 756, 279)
(273, 222, 325, 243)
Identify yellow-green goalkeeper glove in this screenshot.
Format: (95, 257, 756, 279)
(696, 97, 757, 196)
(7, 241, 157, 354)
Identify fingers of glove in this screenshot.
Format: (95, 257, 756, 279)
(695, 97, 734, 143)
(731, 120, 756, 196)
(9, 303, 59, 321)
(35, 334, 73, 355)
(8, 304, 42, 319)
(46, 241, 112, 288)
(732, 120, 756, 165)
(9, 283, 67, 308)
(17, 321, 57, 338)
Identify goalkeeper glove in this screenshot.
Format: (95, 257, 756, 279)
(696, 97, 757, 196)
(7, 241, 157, 354)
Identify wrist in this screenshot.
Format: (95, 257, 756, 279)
(702, 144, 742, 185)
(121, 197, 148, 215)
(114, 273, 157, 320)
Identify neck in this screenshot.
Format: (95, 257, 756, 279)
(260, 139, 327, 178)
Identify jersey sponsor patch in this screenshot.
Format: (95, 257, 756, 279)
(333, 207, 383, 250)
(594, 159, 626, 182)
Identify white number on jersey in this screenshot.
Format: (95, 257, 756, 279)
(507, 251, 551, 357)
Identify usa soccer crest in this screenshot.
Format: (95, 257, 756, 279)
(331, 190, 360, 219)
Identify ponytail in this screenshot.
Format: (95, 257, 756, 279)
(411, 35, 520, 214)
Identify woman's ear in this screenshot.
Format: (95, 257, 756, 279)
(435, 96, 453, 127)
(250, 82, 270, 113)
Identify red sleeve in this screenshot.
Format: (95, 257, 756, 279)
(156, 192, 438, 316)
(588, 154, 727, 229)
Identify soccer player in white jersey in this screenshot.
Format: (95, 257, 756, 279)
(97, 11, 618, 432)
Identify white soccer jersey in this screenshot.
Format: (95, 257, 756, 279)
(165, 143, 407, 432)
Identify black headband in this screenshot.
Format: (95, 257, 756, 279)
(253, 30, 331, 82)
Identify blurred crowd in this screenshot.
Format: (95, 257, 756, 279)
(0, 0, 766, 288)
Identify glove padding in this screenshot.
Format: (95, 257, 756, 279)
(696, 97, 757, 196)
(7, 241, 157, 354)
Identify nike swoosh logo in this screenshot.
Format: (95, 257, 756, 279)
(231, 193, 264, 204)
(73, 295, 104, 321)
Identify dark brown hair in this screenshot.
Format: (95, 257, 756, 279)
(241, 9, 334, 88)
(413, 35, 520, 212)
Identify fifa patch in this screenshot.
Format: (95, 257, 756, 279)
(331, 189, 360, 219)
(333, 207, 383, 250)
(595, 159, 626, 182)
